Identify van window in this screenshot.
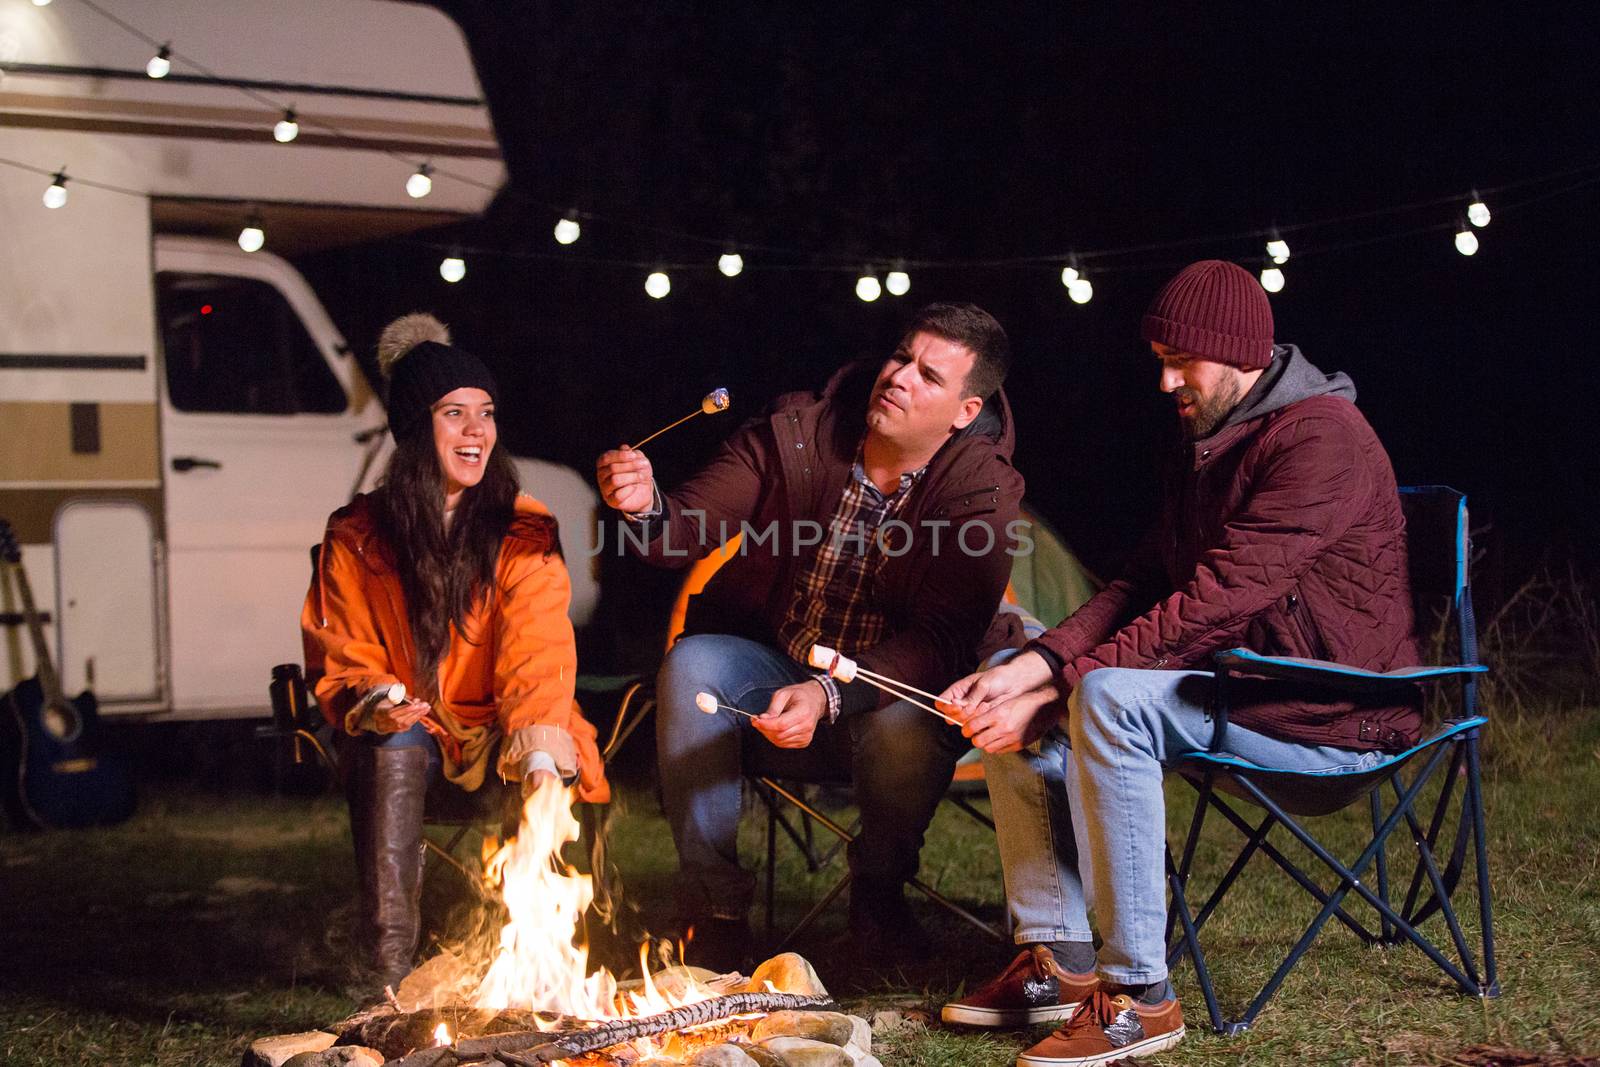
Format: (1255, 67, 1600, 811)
(158, 273, 346, 414)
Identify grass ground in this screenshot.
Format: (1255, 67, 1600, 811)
(2, 707, 1597, 1067)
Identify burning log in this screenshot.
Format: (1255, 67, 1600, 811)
(336, 1008, 555, 1061)
(459, 992, 836, 1063)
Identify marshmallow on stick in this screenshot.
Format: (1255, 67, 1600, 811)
(695, 691, 757, 719)
(632, 388, 733, 450)
(807, 644, 959, 725)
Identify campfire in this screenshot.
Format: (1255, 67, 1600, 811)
(243, 785, 882, 1067)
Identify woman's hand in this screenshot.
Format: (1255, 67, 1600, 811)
(372, 696, 432, 734)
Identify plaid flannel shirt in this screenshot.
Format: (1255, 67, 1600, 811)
(777, 453, 926, 720)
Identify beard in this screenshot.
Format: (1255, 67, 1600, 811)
(1176, 373, 1246, 439)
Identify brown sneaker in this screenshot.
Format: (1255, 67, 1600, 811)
(941, 945, 1097, 1027)
(1016, 988, 1185, 1066)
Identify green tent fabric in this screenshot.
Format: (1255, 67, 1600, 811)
(1008, 505, 1101, 629)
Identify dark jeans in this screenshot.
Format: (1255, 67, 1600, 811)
(655, 633, 967, 920)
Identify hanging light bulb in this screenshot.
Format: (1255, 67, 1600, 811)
(553, 215, 581, 245)
(1060, 265, 1080, 287)
(32, 0, 53, 7)
(1259, 265, 1285, 293)
(439, 254, 466, 284)
(1466, 191, 1490, 228)
(1454, 223, 1479, 257)
(717, 251, 744, 277)
(146, 44, 172, 79)
(1265, 231, 1290, 265)
(885, 268, 910, 296)
(855, 271, 882, 302)
(405, 164, 433, 199)
(1067, 276, 1093, 305)
(41, 169, 68, 209)
(273, 108, 299, 143)
(645, 271, 671, 299)
(237, 212, 265, 253)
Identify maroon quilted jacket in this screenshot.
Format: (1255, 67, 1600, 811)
(1032, 345, 1423, 752)
(623, 359, 1026, 717)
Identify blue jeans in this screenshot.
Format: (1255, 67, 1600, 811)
(983, 665, 1383, 984)
(656, 633, 968, 920)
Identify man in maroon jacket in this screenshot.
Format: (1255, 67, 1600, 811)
(937, 261, 1421, 1067)
(596, 303, 1025, 969)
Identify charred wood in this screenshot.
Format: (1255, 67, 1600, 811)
(478, 993, 836, 1063)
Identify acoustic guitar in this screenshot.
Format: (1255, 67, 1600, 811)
(0, 518, 135, 829)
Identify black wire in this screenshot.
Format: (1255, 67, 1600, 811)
(31, 1, 1600, 273)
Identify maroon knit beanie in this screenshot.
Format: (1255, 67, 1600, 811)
(1140, 260, 1275, 369)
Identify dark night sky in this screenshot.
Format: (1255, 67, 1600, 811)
(298, 3, 1600, 658)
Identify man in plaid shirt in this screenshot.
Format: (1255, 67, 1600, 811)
(597, 303, 1025, 970)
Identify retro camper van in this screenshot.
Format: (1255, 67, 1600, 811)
(0, 1, 599, 720)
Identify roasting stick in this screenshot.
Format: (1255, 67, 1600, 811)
(631, 388, 732, 450)
(807, 644, 963, 726)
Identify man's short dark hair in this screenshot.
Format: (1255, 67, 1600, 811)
(903, 302, 1010, 400)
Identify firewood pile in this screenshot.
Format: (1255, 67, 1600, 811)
(241, 953, 885, 1067)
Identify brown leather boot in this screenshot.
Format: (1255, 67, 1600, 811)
(347, 744, 431, 992)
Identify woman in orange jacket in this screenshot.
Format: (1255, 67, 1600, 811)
(301, 313, 607, 993)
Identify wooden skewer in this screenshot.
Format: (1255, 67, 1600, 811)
(852, 674, 961, 726)
(851, 665, 948, 706)
(631, 389, 733, 450)
(807, 643, 963, 725)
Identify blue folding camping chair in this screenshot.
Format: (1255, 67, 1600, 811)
(1164, 485, 1500, 1034)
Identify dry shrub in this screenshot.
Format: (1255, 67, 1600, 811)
(1423, 553, 1600, 777)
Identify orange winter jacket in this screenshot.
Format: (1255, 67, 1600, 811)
(301, 492, 608, 802)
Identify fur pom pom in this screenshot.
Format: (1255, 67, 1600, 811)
(377, 313, 451, 377)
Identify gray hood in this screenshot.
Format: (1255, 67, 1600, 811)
(1207, 343, 1356, 437)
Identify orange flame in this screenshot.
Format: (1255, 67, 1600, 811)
(470, 783, 713, 1021)
(433, 1022, 451, 1046)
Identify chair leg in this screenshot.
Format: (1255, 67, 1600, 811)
(764, 785, 778, 941)
(1400, 743, 1465, 928)
(1166, 846, 1231, 1033)
(1371, 789, 1393, 943)
(1166, 772, 1215, 949)
(1465, 733, 1501, 996)
(1230, 748, 1480, 1026)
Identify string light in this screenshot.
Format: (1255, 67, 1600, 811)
(1467, 190, 1491, 228)
(855, 271, 882, 302)
(405, 164, 433, 199)
(31, 0, 53, 7)
(273, 109, 299, 143)
(41, 169, 68, 209)
(1067, 277, 1093, 304)
(1060, 265, 1080, 287)
(553, 215, 581, 245)
(645, 270, 671, 299)
(1454, 221, 1479, 256)
(1266, 230, 1291, 264)
(885, 268, 910, 296)
(439, 254, 466, 283)
(717, 251, 744, 277)
(146, 44, 172, 79)
(237, 211, 265, 252)
(1260, 265, 1285, 293)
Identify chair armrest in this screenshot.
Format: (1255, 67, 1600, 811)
(1214, 648, 1487, 697)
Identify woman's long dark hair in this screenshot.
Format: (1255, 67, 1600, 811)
(372, 433, 519, 701)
